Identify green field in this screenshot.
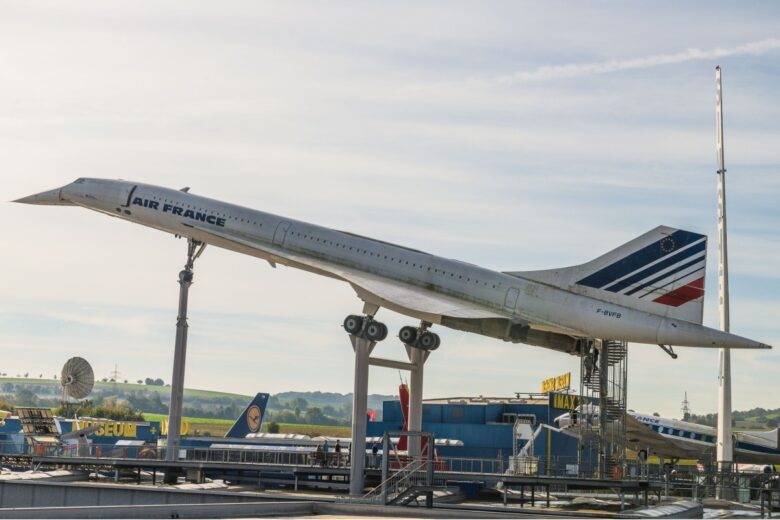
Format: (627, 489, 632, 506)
(142, 413, 235, 436)
(273, 423, 351, 438)
(142, 413, 234, 425)
(140, 414, 350, 438)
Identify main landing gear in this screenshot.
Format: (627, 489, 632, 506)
(343, 314, 388, 342)
(399, 323, 440, 351)
(343, 315, 440, 350)
(343, 309, 441, 495)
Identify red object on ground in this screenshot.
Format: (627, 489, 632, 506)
(398, 383, 409, 451)
(367, 409, 377, 421)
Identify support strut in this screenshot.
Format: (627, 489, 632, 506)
(657, 344, 678, 359)
(406, 346, 427, 457)
(166, 238, 206, 472)
(405, 321, 434, 458)
(346, 312, 434, 494)
(348, 333, 376, 495)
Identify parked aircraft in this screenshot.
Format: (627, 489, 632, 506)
(555, 407, 780, 465)
(225, 393, 269, 438)
(15, 179, 772, 354)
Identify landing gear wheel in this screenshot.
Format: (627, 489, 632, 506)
(365, 321, 388, 341)
(431, 333, 441, 350)
(399, 326, 418, 345)
(417, 331, 438, 351)
(378, 322, 388, 341)
(343, 315, 364, 335)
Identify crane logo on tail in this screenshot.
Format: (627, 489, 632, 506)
(246, 405, 262, 433)
(225, 393, 270, 438)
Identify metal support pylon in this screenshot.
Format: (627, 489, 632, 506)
(405, 344, 430, 458)
(166, 238, 206, 469)
(349, 333, 376, 495)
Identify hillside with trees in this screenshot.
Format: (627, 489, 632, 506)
(686, 408, 780, 430)
(0, 378, 394, 426)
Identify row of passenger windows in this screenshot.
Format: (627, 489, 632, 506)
(149, 194, 499, 290)
(655, 425, 714, 443)
(291, 231, 498, 288)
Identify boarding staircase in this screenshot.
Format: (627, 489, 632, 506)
(582, 341, 627, 390)
(338, 458, 448, 506)
(388, 484, 438, 506)
(578, 339, 628, 479)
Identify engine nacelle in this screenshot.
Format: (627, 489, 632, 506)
(440, 316, 582, 356)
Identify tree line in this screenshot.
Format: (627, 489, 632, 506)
(0, 382, 396, 427)
(686, 407, 780, 428)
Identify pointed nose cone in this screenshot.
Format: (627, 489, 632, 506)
(13, 188, 72, 205)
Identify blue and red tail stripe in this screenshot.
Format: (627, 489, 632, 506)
(636, 265, 705, 299)
(622, 255, 704, 296)
(652, 277, 705, 307)
(602, 241, 705, 294)
(576, 230, 706, 307)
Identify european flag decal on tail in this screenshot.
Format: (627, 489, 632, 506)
(225, 393, 270, 438)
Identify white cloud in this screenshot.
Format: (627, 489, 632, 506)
(434, 38, 780, 88)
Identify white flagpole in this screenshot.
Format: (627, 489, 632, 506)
(714, 65, 733, 485)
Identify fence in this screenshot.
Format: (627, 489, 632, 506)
(0, 441, 367, 470)
(5, 440, 780, 507)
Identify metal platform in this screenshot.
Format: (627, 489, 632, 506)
(24, 452, 662, 497)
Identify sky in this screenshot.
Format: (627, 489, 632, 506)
(1, 1, 779, 418)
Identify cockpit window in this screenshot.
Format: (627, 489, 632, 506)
(74, 178, 85, 184)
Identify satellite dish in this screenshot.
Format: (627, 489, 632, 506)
(61, 357, 94, 401)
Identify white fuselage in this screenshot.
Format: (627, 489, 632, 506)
(15, 178, 770, 353)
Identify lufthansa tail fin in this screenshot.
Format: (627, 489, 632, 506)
(507, 226, 707, 324)
(225, 393, 270, 438)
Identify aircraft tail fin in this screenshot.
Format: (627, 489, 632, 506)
(507, 226, 707, 324)
(736, 428, 780, 449)
(225, 393, 270, 438)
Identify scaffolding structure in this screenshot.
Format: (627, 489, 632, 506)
(577, 339, 628, 479)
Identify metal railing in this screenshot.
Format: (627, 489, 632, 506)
(6, 439, 780, 509)
(438, 456, 506, 475)
(340, 457, 427, 505)
(184, 447, 311, 467)
(2, 441, 374, 470)
(0, 441, 649, 481)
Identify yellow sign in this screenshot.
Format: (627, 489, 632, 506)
(160, 419, 190, 436)
(550, 392, 582, 411)
(541, 372, 571, 394)
(75, 420, 138, 438)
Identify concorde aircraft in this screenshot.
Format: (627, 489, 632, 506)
(554, 407, 780, 466)
(15, 178, 772, 354)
